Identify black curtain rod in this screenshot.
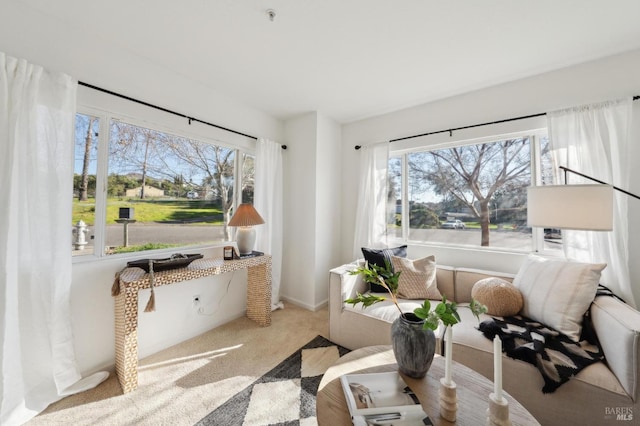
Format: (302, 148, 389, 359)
(560, 166, 640, 200)
(78, 81, 288, 149)
(354, 95, 640, 150)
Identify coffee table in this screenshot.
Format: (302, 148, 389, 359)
(316, 345, 539, 425)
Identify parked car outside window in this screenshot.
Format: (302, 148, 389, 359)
(441, 220, 466, 229)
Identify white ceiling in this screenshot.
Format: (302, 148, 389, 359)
(9, 0, 640, 123)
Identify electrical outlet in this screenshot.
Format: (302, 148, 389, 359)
(192, 295, 200, 308)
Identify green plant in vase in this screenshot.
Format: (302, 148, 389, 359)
(345, 259, 487, 379)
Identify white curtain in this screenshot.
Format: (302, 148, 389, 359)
(0, 53, 106, 425)
(547, 97, 634, 306)
(352, 142, 390, 260)
(254, 138, 284, 310)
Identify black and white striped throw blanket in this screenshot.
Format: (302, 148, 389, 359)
(477, 314, 605, 393)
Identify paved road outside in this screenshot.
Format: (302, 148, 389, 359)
(73, 224, 561, 256)
(73, 223, 228, 256)
(106, 223, 227, 246)
(385, 227, 561, 252)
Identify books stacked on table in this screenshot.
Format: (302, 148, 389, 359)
(340, 371, 433, 426)
(238, 250, 264, 259)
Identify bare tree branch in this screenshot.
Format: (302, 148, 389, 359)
(411, 138, 531, 246)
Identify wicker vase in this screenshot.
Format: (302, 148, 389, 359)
(391, 312, 436, 379)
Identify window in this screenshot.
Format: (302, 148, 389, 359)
(72, 112, 254, 257)
(389, 133, 559, 252)
(387, 156, 403, 240)
(241, 153, 255, 204)
(72, 113, 100, 254)
(536, 135, 563, 252)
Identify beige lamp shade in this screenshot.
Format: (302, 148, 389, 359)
(228, 204, 265, 255)
(228, 203, 265, 227)
(527, 184, 613, 231)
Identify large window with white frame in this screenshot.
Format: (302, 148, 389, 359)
(72, 111, 255, 257)
(387, 131, 562, 253)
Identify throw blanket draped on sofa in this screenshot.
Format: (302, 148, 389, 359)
(478, 315, 605, 393)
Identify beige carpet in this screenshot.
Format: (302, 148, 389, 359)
(26, 303, 329, 426)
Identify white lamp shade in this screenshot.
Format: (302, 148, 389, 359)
(527, 184, 613, 231)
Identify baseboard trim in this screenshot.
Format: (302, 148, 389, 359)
(280, 296, 327, 312)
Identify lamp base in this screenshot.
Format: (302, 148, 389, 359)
(236, 227, 256, 255)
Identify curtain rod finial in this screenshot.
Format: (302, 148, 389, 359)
(355, 145, 361, 150)
(281, 145, 287, 150)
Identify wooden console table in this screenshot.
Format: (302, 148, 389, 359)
(112, 255, 272, 393)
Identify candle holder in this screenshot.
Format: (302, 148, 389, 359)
(439, 378, 458, 422)
(486, 392, 512, 426)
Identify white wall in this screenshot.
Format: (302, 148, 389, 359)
(282, 113, 318, 309)
(281, 112, 342, 310)
(628, 104, 640, 306)
(341, 48, 640, 305)
(314, 113, 342, 305)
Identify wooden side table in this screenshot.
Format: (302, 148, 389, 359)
(317, 345, 539, 426)
(112, 255, 272, 393)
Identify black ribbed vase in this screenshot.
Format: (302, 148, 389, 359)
(391, 312, 436, 379)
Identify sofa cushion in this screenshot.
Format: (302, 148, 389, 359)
(361, 245, 408, 292)
(452, 267, 515, 303)
(435, 266, 456, 302)
(472, 277, 523, 316)
(513, 254, 606, 342)
(391, 255, 442, 300)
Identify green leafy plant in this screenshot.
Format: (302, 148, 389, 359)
(345, 260, 488, 330)
(345, 260, 402, 312)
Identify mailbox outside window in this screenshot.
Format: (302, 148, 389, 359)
(119, 207, 134, 220)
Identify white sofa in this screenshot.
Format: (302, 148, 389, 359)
(329, 261, 640, 426)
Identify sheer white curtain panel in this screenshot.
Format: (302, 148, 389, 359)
(547, 97, 634, 306)
(0, 53, 107, 426)
(352, 142, 390, 260)
(254, 138, 284, 310)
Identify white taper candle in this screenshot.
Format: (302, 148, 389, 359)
(445, 325, 452, 385)
(494, 335, 503, 401)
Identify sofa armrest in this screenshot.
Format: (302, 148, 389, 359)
(329, 264, 370, 347)
(591, 295, 640, 401)
(329, 263, 367, 303)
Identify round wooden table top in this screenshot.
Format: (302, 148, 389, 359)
(316, 345, 540, 426)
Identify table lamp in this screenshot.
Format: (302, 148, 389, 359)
(228, 203, 265, 255)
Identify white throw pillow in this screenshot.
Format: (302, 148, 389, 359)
(391, 255, 442, 300)
(513, 254, 606, 342)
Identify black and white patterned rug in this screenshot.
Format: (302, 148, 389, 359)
(195, 335, 350, 426)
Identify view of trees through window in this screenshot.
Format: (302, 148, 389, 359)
(388, 135, 560, 251)
(72, 113, 99, 254)
(72, 113, 253, 256)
